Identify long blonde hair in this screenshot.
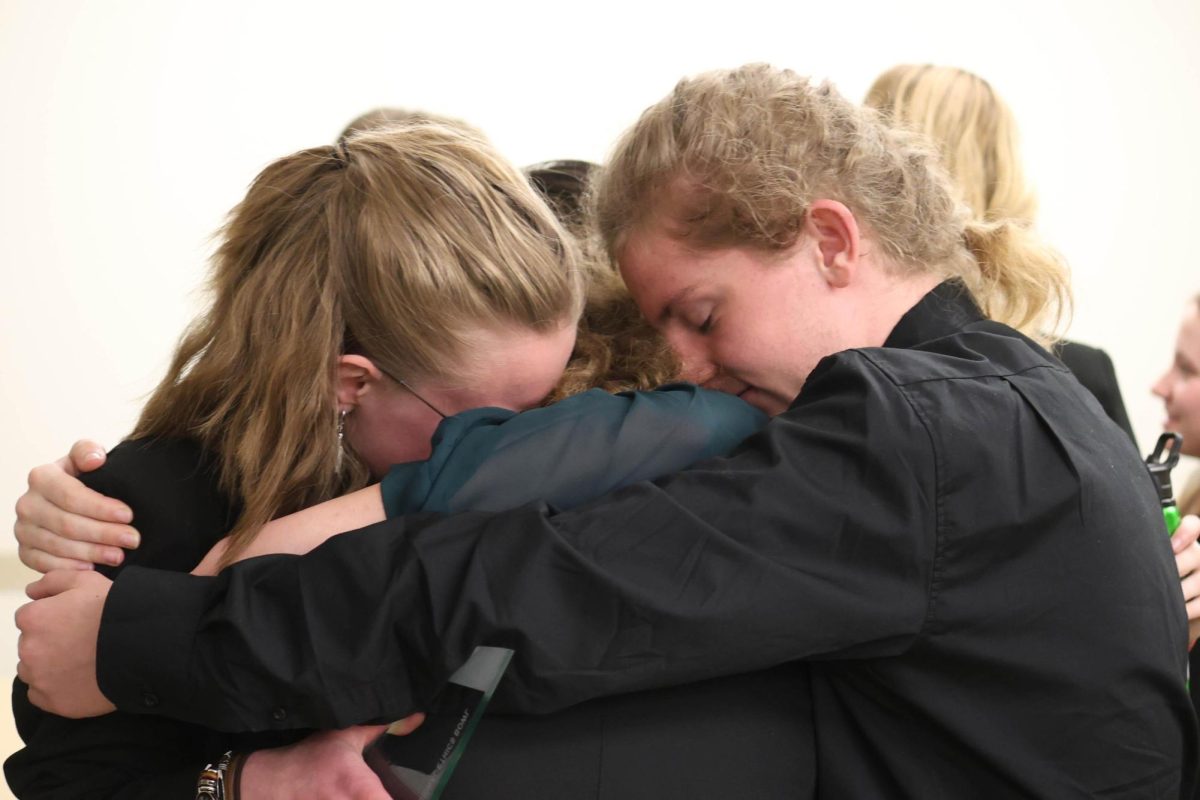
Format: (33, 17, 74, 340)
(864, 64, 1037, 224)
(593, 64, 1069, 340)
(132, 122, 583, 563)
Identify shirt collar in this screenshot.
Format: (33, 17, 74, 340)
(883, 280, 986, 350)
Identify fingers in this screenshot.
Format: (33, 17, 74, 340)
(1177, 542, 1200, 581)
(67, 440, 108, 474)
(27, 460, 133, 525)
(1181, 570, 1200, 606)
(15, 516, 129, 572)
(15, 490, 138, 562)
(384, 713, 425, 737)
(1174, 515, 1200, 553)
(25, 569, 96, 600)
(17, 543, 96, 574)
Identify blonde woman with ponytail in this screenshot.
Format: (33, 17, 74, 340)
(865, 64, 1138, 440)
(13, 66, 1199, 798)
(6, 120, 584, 796)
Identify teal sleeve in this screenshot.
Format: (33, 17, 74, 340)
(380, 383, 767, 516)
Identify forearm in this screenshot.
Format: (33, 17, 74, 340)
(100, 470, 931, 729)
(231, 485, 385, 562)
(100, 547, 438, 731)
(94, 358, 934, 730)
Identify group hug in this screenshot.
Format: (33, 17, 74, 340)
(8, 63, 1200, 799)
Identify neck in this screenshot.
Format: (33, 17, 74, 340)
(855, 267, 944, 347)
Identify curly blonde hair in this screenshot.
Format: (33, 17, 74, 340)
(521, 158, 682, 400)
(547, 261, 681, 402)
(593, 64, 1070, 340)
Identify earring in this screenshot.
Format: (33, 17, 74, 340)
(336, 408, 348, 472)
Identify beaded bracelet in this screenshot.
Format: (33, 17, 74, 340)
(196, 751, 236, 800)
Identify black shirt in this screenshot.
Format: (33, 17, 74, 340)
(5, 439, 305, 799)
(97, 284, 1197, 798)
(8, 425, 815, 799)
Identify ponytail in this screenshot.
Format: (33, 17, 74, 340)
(132, 145, 371, 565)
(961, 218, 1072, 344)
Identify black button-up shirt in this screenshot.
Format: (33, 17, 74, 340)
(99, 283, 1197, 798)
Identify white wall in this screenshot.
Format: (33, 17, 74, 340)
(3, 0, 1198, 552)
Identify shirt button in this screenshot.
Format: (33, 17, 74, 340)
(272, 706, 288, 721)
(141, 692, 159, 708)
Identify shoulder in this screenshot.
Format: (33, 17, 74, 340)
(1052, 338, 1121, 396)
(83, 437, 213, 490)
(793, 326, 1082, 461)
(1054, 338, 1115, 374)
(443, 386, 764, 445)
(85, 437, 238, 575)
(849, 323, 1068, 390)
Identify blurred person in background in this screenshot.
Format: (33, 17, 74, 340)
(865, 64, 1136, 441)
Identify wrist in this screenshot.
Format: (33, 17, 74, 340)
(236, 750, 272, 799)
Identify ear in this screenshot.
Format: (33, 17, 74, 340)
(804, 199, 861, 289)
(336, 355, 385, 410)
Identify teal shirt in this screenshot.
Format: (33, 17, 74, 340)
(380, 383, 767, 517)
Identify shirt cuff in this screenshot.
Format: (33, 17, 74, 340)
(96, 566, 210, 721)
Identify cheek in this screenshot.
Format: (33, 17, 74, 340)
(1179, 379, 1200, 414)
(347, 412, 439, 477)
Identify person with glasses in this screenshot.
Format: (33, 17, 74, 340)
(7, 112, 798, 797)
(5, 120, 574, 797)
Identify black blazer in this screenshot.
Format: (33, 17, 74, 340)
(1054, 339, 1136, 443)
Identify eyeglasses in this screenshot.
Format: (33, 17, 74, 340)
(374, 364, 449, 419)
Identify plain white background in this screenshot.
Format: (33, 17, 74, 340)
(3, 0, 1199, 560)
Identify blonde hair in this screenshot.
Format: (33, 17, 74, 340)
(865, 65, 1037, 224)
(339, 107, 473, 140)
(132, 122, 583, 564)
(594, 64, 1069, 340)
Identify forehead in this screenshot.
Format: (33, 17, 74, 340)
(618, 229, 711, 319)
(459, 322, 577, 410)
